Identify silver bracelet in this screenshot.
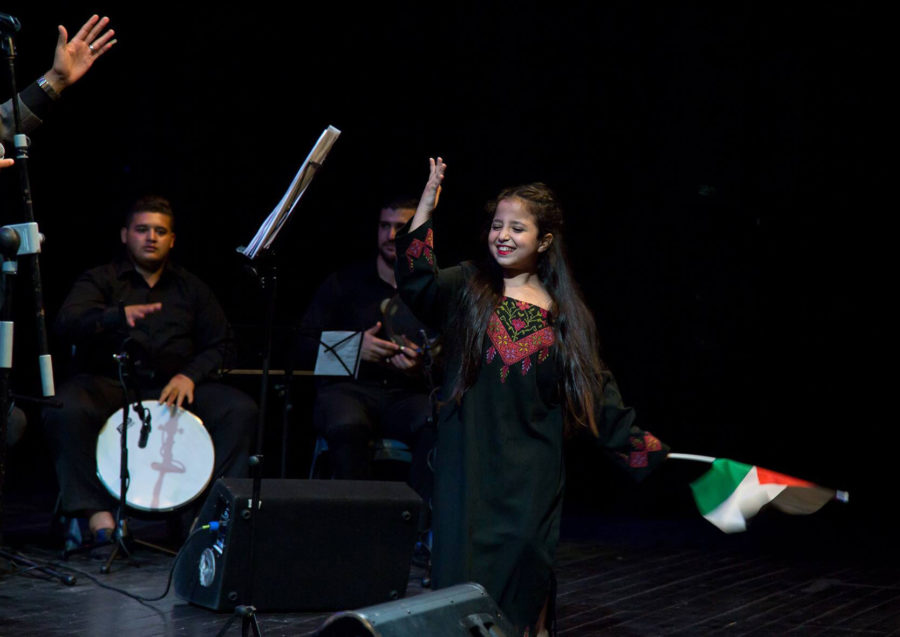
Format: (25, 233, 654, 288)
(37, 75, 61, 100)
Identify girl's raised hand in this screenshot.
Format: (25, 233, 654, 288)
(412, 157, 447, 230)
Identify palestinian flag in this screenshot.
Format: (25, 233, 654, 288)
(672, 454, 849, 533)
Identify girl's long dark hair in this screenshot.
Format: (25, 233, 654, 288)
(450, 183, 606, 436)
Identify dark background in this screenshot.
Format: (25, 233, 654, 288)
(2, 4, 884, 532)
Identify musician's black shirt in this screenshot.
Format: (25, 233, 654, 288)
(55, 256, 232, 385)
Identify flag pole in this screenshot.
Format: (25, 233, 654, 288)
(668, 452, 716, 463)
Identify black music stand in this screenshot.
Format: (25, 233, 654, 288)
(221, 125, 340, 636)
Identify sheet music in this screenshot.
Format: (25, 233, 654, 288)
(240, 125, 341, 259)
(314, 331, 362, 377)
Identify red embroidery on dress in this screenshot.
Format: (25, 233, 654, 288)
(486, 314, 555, 366)
(406, 239, 426, 259)
(485, 297, 556, 381)
(405, 229, 435, 271)
(625, 434, 661, 467)
(629, 451, 649, 468)
(644, 433, 663, 452)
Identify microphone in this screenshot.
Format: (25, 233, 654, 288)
(138, 420, 151, 448)
(134, 402, 152, 449)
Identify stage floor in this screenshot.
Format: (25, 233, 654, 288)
(2, 492, 899, 637)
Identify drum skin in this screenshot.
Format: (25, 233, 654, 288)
(96, 400, 215, 512)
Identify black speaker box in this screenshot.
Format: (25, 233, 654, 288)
(174, 478, 422, 611)
(315, 582, 516, 637)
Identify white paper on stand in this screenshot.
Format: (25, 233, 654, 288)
(314, 331, 362, 378)
(241, 125, 341, 259)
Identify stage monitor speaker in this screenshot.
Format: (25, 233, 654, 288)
(316, 582, 516, 637)
(173, 478, 422, 611)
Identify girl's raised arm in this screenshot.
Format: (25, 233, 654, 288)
(411, 156, 447, 231)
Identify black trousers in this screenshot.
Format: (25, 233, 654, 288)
(41, 374, 257, 516)
(313, 380, 435, 503)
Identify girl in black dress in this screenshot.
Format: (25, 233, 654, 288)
(396, 158, 668, 636)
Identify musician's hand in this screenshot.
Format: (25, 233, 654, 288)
(124, 302, 162, 327)
(0, 158, 13, 170)
(411, 157, 446, 232)
(360, 321, 401, 363)
(387, 335, 422, 371)
(44, 15, 117, 94)
(159, 374, 195, 409)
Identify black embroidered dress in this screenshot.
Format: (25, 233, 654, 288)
(396, 220, 668, 632)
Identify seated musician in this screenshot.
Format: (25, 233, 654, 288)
(41, 196, 257, 542)
(299, 198, 437, 504)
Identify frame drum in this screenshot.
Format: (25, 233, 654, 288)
(96, 400, 215, 512)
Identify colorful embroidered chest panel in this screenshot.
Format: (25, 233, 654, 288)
(485, 297, 556, 381)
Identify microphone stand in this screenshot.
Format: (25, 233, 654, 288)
(102, 348, 139, 573)
(57, 345, 137, 569)
(61, 343, 175, 570)
(0, 229, 74, 585)
(79, 347, 174, 569)
(1, 21, 65, 584)
(1, 15, 56, 402)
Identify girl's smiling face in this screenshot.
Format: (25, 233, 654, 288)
(488, 197, 552, 274)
